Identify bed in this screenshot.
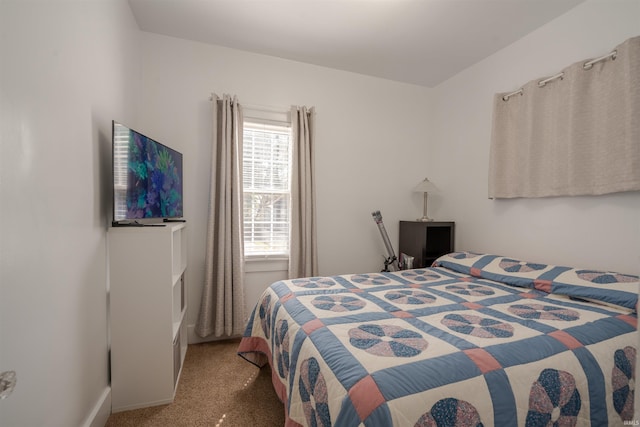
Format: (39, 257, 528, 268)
(238, 252, 638, 426)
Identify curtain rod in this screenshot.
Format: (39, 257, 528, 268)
(583, 50, 617, 70)
(538, 72, 564, 88)
(208, 93, 290, 113)
(502, 48, 618, 102)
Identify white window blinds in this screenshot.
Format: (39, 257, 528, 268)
(242, 120, 292, 257)
(112, 123, 130, 221)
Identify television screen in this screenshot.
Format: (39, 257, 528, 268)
(112, 121, 183, 223)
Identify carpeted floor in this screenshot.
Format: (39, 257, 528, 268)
(105, 338, 284, 426)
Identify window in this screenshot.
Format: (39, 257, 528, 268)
(112, 123, 130, 221)
(242, 120, 292, 257)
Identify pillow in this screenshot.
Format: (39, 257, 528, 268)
(434, 252, 638, 310)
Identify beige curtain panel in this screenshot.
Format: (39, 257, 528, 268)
(288, 106, 318, 279)
(489, 36, 640, 199)
(196, 94, 246, 338)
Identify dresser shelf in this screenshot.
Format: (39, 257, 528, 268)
(109, 222, 188, 412)
(399, 221, 455, 268)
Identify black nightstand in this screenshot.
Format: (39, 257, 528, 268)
(399, 221, 455, 268)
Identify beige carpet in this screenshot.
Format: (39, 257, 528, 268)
(105, 338, 285, 426)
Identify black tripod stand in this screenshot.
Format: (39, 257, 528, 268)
(371, 210, 399, 272)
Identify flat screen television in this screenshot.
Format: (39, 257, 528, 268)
(112, 121, 183, 224)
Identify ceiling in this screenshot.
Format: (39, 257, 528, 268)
(128, 0, 585, 88)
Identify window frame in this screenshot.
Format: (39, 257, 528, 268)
(242, 108, 293, 261)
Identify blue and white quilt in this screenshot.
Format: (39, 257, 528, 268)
(238, 252, 638, 426)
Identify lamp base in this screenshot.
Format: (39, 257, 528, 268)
(418, 192, 433, 223)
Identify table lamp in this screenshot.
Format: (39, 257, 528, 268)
(414, 177, 437, 222)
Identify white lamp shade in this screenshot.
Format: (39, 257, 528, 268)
(414, 177, 438, 193)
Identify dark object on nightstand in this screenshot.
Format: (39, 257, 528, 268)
(399, 221, 455, 268)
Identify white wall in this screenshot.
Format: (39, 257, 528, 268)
(133, 33, 433, 338)
(0, 1, 139, 426)
(429, 0, 640, 275)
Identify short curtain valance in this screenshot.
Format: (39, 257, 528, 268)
(489, 36, 640, 199)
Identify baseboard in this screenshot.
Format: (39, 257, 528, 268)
(112, 397, 174, 413)
(187, 323, 216, 344)
(83, 386, 111, 427)
(187, 324, 241, 344)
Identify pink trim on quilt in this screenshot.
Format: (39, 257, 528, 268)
(281, 292, 295, 303)
(617, 314, 637, 328)
(266, 357, 302, 427)
(463, 348, 502, 373)
(237, 336, 273, 367)
(533, 280, 552, 293)
(519, 292, 538, 299)
(461, 277, 473, 282)
(348, 375, 386, 421)
(462, 302, 483, 310)
(270, 366, 287, 402)
(470, 268, 482, 277)
(302, 318, 325, 335)
(392, 311, 413, 318)
(285, 417, 304, 427)
(549, 330, 583, 349)
(238, 336, 302, 427)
